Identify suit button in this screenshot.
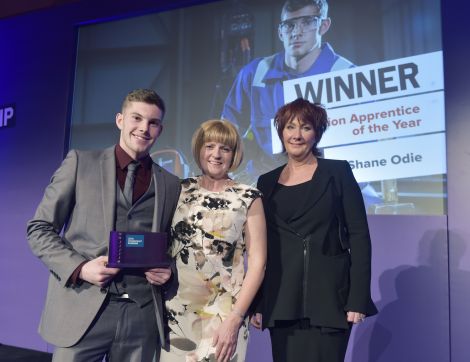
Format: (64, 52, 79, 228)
(127, 215, 132, 220)
(100, 287, 107, 294)
(122, 282, 127, 288)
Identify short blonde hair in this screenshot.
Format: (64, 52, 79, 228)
(192, 119, 244, 172)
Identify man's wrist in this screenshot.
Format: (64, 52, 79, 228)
(68, 261, 87, 287)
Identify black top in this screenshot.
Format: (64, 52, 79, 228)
(256, 158, 378, 329)
(272, 180, 313, 222)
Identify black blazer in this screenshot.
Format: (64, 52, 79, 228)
(257, 158, 377, 329)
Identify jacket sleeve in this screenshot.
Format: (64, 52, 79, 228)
(221, 63, 254, 135)
(338, 161, 377, 316)
(27, 150, 88, 288)
(168, 178, 182, 282)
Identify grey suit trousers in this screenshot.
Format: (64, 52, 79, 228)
(52, 297, 159, 362)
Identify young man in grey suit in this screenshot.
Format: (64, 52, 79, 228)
(27, 89, 181, 361)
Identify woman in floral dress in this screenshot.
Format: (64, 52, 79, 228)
(161, 120, 267, 362)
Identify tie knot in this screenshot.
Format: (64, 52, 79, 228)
(127, 161, 139, 175)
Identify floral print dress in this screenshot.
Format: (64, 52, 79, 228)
(160, 177, 262, 362)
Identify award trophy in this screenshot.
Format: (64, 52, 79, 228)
(107, 231, 171, 268)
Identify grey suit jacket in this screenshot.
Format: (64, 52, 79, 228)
(27, 146, 181, 347)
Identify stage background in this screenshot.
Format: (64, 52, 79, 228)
(0, 0, 468, 361)
(69, 0, 446, 216)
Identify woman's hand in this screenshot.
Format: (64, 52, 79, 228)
(212, 313, 243, 362)
(250, 313, 262, 329)
(347, 311, 366, 324)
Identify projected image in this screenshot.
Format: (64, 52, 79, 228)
(70, 0, 445, 215)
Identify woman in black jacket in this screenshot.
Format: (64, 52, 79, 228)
(252, 98, 377, 362)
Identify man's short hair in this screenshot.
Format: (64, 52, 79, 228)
(282, 0, 328, 19)
(192, 119, 244, 173)
(121, 89, 166, 118)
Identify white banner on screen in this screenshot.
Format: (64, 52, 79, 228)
(319, 91, 445, 147)
(283, 51, 444, 107)
(271, 51, 445, 154)
(323, 133, 446, 183)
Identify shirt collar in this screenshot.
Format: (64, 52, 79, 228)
(115, 144, 153, 170)
(263, 43, 333, 81)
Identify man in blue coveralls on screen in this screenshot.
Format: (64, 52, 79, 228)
(222, 0, 381, 206)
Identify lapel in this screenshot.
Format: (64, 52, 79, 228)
(263, 158, 334, 233)
(100, 146, 117, 238)
(151, 163, 165, 232)
(262, 165, 293, 234)
(290, 158, 333, 221)
(261, 165, 284, 201)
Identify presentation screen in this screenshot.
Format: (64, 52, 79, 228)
(70, 0, 445, 215)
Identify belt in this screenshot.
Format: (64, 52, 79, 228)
(108, 293, 134, 302)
